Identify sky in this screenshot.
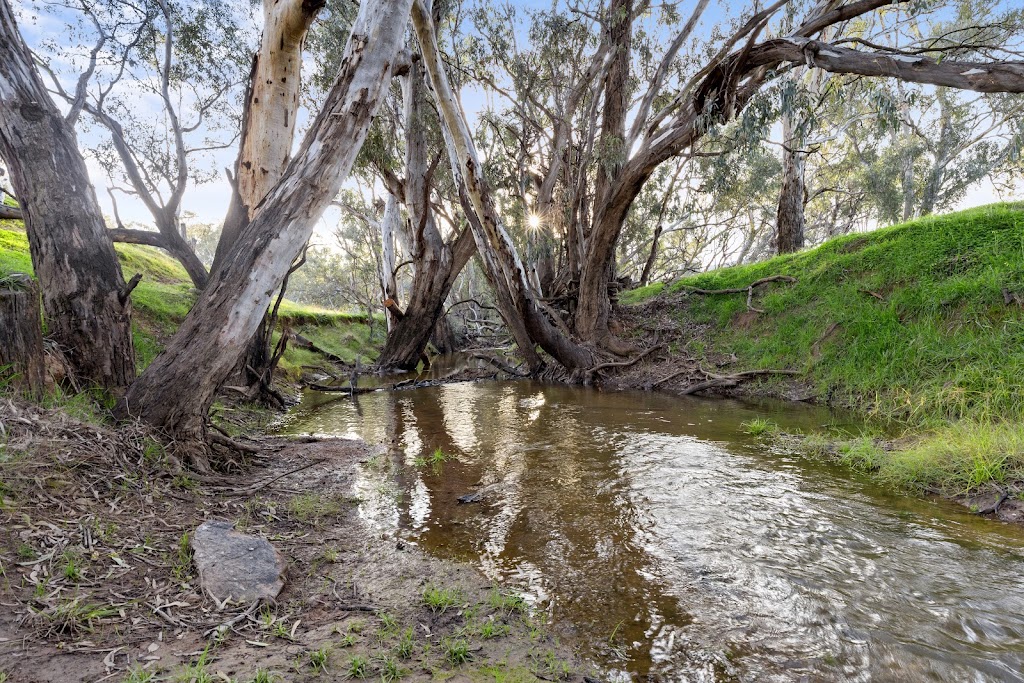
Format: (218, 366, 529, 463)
(7, 0, 1022, 249)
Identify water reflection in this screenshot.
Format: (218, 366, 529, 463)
(281, 381, 1024, 682)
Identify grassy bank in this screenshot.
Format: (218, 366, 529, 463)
(0, 223, 381, 377)
(622, 202, 1024, 496)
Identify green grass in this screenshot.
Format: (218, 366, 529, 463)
(623, 202, 1024, 495)
(0, 224, 379, 373)
(741, 418, 779, 437)
(422, 585, 462, 613)
(634, 203, 1024, 424)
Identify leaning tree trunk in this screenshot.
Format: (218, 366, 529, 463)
(776, 108, 806, 254)
(412, 0, 594, 375)
(0, 275, 46, 398)
(0, 0, 135, 390)
(117, 0, 415, 467)
(574, 0, 636, 353)
(211, 0, 325, 400)
(376, 56, 477, 371)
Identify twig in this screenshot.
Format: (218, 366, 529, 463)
(470, 352, 530, 377)
(859, 288, 885, 301)
(204, 600, 260, 637)
(214, 459, 326, 496)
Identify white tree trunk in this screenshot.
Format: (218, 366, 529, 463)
(214, 0, 325, 269)
(118, 0, 415, 465)
(380, 193, 400, 332)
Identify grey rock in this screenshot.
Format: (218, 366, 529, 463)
(191, 520, 286, 603)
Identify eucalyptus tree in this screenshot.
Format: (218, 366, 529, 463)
(28, 0, 252, 289)
(211, 0, 328, 402)
(0, 0, 137, 389)
(214, 0, 327, 271)
(417, 0, 1024, 370)
(373, 36, 478, 371)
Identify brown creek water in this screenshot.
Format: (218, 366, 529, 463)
(279, 379, 1024, 682)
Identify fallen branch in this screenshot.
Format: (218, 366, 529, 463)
(307, 383, 379, 395)
(209, 431, 261, 454)
(214, 459, 326, 496)
(471, 352, 529, 377)
(291, 333, 348, 363)
(680, 275, 796, 313)
(679, 367, 801, 395)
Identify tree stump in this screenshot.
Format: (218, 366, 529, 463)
(0, 275, 46, 398)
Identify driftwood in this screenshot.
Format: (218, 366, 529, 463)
(679, 368, 801, 395)
(680, 275, 797, 313)
(0, 276, 46, 398)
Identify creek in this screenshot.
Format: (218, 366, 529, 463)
(279, 378, 1024, 682)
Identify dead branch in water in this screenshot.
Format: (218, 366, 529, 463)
(471, 351, 529, 377)
(680, 275, 796, 313)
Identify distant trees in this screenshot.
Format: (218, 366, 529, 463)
(31, 0, 252, 289)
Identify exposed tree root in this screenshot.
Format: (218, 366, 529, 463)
(680, 275, 797, 313)
(585, 344, 664, 383)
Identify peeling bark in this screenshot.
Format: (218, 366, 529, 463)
(118, 0, 414, 462)
(214, 0, 326, 271)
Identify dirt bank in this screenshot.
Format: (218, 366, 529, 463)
(0, 399, 584, 683)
